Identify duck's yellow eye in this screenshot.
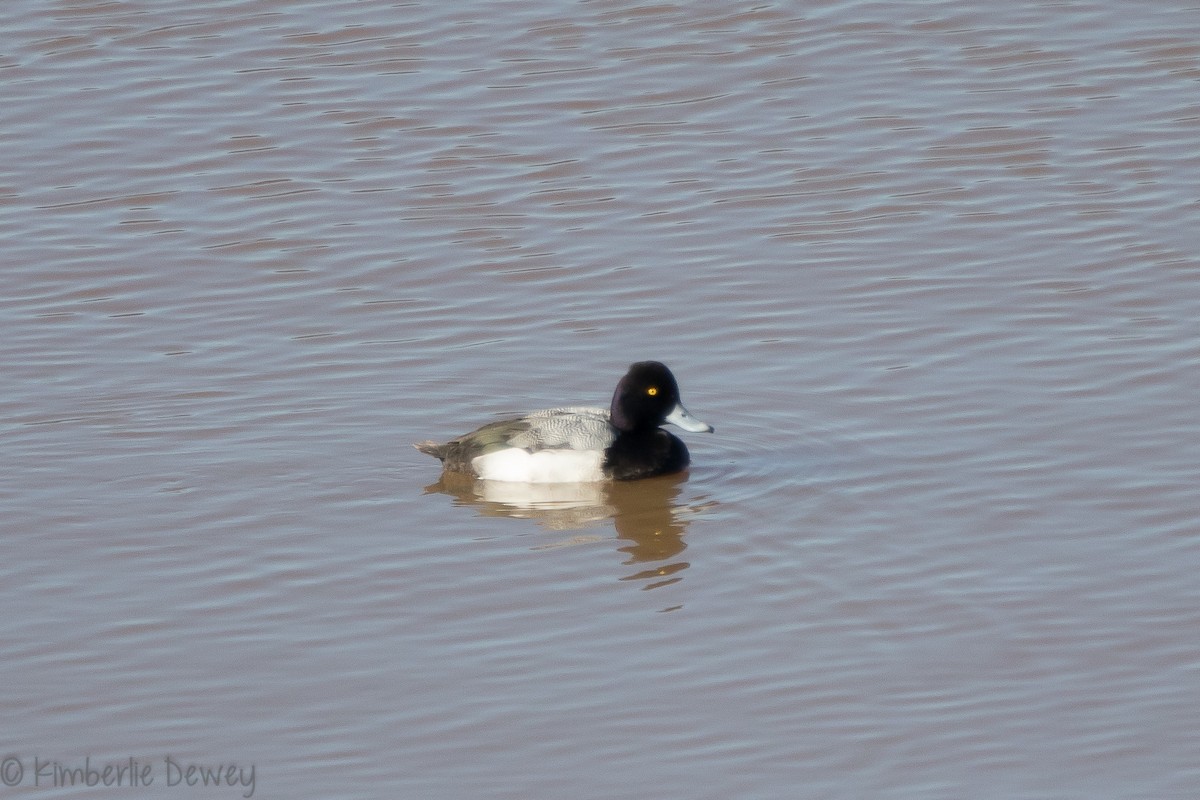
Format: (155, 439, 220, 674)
(647, 387, 658, 396)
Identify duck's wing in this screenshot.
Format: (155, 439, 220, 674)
(415, 407, 614, 472)
(415, 416, 532, 470)
(508, 406, 615, 452)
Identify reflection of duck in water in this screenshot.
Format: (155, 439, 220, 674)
(422, 471, 712, 589)
(416, 361, 712, 483)
(425, 469, 616, 529)
(608, 478, 692, 590)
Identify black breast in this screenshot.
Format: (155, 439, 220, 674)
(602, 429, 691, 480)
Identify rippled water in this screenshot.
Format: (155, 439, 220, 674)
(4, 0, 1199, 797)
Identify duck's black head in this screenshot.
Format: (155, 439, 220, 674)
(609, 361, 713, 434)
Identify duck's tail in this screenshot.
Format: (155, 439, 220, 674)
(414, 441, 447, 461)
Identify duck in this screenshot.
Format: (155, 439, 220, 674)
(415, 361, 713, 483)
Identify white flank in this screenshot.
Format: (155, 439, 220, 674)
(472, 448, 605, 483)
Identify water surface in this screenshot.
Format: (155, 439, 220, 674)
(3, 1, 1199, 797)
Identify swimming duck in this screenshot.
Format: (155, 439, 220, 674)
(415, 361, 713, 482)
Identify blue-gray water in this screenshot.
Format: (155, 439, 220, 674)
(3, 1, 1199, 797)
